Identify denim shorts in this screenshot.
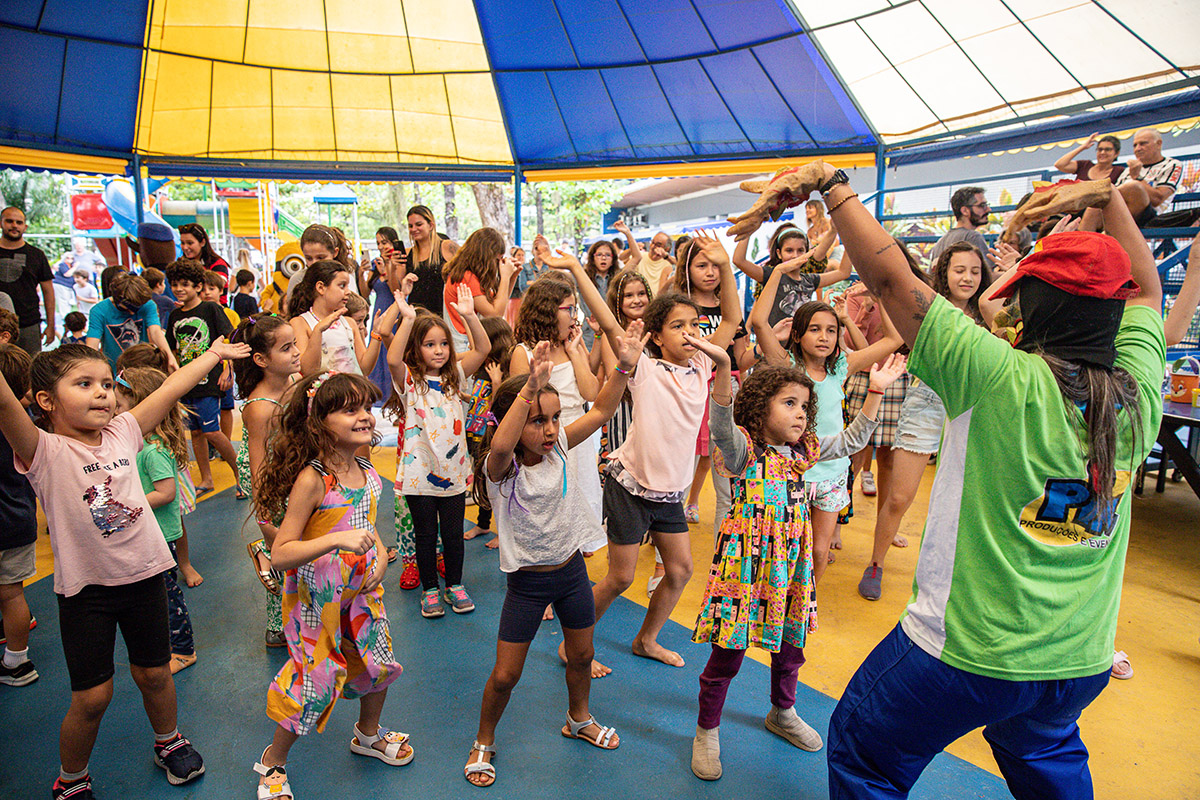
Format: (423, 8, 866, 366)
(893, 381, 946, 455)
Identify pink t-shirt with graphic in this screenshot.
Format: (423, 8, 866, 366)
(16, 412, 174, 597)
(608, 349, 713, 494)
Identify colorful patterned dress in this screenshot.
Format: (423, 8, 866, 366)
(266, 457, 402, 735)
(693, 427, 821, 652)
(237, 396, 283, 633)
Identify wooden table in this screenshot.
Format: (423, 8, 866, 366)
(1153, 400, 1200, 499)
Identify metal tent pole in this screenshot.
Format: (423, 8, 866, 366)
(132, 154, 146, 227)
(514, 167, 523, 247)
(875, 145, 887, 219)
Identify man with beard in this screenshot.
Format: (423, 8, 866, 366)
(0, 207, 55, 354)
(931, 187, 995, 270)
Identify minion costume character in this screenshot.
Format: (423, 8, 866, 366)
(260, 242, 305, 315)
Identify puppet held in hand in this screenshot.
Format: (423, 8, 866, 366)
(726, 161, 829, 241)
(1002, 179, 1112, 245)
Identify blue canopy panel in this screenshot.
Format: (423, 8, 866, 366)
(477, 0, 874, 167)
(0, 0, 146, 154)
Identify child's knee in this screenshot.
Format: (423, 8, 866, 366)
(71, 683, 114, 719)
(565, 645, 595, 668)
(605, 569, 635, 593)
(664, 559, 692, 584)
(130, 663, 172, 693)
(489, 664, 523, 694)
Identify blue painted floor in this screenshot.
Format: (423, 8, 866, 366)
(0, 484, 1011, 799)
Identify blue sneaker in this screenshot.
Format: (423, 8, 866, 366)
(443, 584, 475, 614)
(420, 588, 445, 618)
(153, 733, 205, 785)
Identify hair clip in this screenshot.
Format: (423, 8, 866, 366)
(306, 371, 338, 412)
(483, 411, 499, 427)
(115, 370, 131, 389)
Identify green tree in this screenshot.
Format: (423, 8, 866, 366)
(0, 169, 70, 255)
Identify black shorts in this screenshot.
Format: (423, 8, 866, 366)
(57, 575, 171, 691)
(1134, 204, 1158, 228)
(498, 553, 595, 643)
(602, 475, 689, 545)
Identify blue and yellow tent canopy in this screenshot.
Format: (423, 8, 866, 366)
(2, 0, 1198, 180)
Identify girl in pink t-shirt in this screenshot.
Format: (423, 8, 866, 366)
(0, 339, 249, 799)
(544, 231, 743, 675)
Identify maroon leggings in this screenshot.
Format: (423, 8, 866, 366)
(697, 642, 806, 730)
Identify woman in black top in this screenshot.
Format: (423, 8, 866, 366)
(405, 205, 458, 315)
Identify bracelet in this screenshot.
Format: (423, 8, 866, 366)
(826, 191, 859, 214)
(614, 365, 631, 375)
(370, 332, 383, 341)
(518, 393, 535, 405)
(867, 387, 885, 395)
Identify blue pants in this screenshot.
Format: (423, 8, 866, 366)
(827, 624, 1109, 800)
(164, 542, 195, 656)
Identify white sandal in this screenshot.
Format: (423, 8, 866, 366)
(253, 749, 293, 800)
(561, 713, 619, 749)
(463, 740, 497, 787)
(349, 724, 414, 766)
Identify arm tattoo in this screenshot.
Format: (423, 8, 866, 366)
(912, 287, 932, 323)
(874, 241, 897, 256)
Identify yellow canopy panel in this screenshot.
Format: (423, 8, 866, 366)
(135, 0, 512, 165)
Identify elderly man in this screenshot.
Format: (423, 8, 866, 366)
(636, 231, 676, 292)
(1115, 128, 1182, 227)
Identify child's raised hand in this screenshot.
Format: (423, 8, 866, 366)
(450, 283, 477, 318)
(987, 240, 1021, 273)
(778, 253, 812, 276)
(771, 317, 793, 346)
(334, 528, 376, 555)
(683, 332, 730, 366)
(313, 307, 346, 333)
(585, 315, 601, 334)
(690, 229, 730, 267)
(614, 319, 649, 371)
(484, 361, 504, 386)
(208, 336, 251, 361)
(527, 341, 554, 393)
(868, 353, 907, 392)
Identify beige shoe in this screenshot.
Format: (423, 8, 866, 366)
(691, 725, 722, 781)
(765, 705, 823, 751)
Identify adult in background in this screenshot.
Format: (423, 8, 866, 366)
(1115, 127, 1183, 228)
(636, 231, 675, 294)
(1054, 132, 1125, 183)
(178, 223, 231, 302)
(405, 205, 458, 316)
(0, 206, 55, 354)
(581, 236, 621, 351)
(362, 226, 406, 397)
(51, 250, 78, 331)
(803, 166, 1163, 798)
(930, 187, 995, 270)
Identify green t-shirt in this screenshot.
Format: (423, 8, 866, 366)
(136, 441, 183, 543)
(902, 296, 1164, 681)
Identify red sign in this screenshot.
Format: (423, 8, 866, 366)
(70, 194, 114, 231)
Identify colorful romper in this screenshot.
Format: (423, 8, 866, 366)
(237, 396, 284, 633)
(266, 457, 402, 735)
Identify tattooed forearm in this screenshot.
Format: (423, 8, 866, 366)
(874, 241, 897, 256)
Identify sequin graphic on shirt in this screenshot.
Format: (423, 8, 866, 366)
(82, 475, 143, 536)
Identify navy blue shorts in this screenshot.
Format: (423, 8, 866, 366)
(220, 384, 235, 411)
(498, 552, 595, 643)
(182, 395, 220, 433)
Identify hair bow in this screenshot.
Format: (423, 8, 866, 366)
(306, 371, 338, 411)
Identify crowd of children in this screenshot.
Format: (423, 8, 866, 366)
(0, 172, 1190, 800)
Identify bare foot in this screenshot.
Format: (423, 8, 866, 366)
(180, 563, 204, 588)
(485, 537, 499, 550)
(543, 604, 554, 621)
(464, 525, 489, 540)
(558, 641, 612, 678)
(892, 534, 909, 548)
(632, 638, 685, 667)
(826, 551, 836, 564)
(830, 533, 843, 550)
(464, 746, 495, 787)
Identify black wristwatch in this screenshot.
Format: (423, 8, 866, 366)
(819, 169, 850, 195)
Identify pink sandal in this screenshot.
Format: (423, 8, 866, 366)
(1111, 650, 1133, 680)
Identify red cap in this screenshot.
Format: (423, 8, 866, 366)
(989, 231, 1138, 301)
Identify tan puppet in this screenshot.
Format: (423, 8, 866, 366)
(1002, 179, 1113, 245)
(726, 161, 829, 241)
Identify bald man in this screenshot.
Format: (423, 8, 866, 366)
(636, 231, 676, 292)
(1115, 128, 1183, 227)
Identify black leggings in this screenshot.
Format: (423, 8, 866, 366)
(405, 493, 466, 591)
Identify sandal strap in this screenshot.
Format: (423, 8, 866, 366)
(565, 713, 597, 737)
(471, 739, 497, 754)
(594, 725, 616, 747)
(465, 761, 496, 777)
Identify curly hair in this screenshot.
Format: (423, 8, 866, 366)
(164, 258, 207, 289)
(231, 313, 291, 396)
(515, 276, 574, 347)
(404, 314, 464, 399)
(585, 240, 618, 286)
(443, 227, 505, 299)
(930, 241, 993, 324)
(642, 292, 700, 358)
(787, 300, 842, 374)
(470, 374, 560, 509)
(287, 260, 349, 320)
(114, 367, 190, 468)
(733, 366, 816, 449)
(606, 271, 653, 328)
(253, 372, 381, 525)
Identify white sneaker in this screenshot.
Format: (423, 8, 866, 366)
(861, 471, 877, 496)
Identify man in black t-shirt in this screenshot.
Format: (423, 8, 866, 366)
(0, 207, 55, 354)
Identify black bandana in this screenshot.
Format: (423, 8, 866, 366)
(1016, 278, 1123, 371)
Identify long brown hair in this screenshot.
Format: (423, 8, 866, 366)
(931, 241, 993, 324)
(407, 205, 444, 267)
(671, 238, 720, 298)
(114, 367, 190, 467)
(515, 276, 574, 347)
(470, 374, 560, 508)
(253, 372, 381, 525)
(178, 223, 222, 268)
(585, 240, 618, 286)
(404, 314, 464, 399)
(443, 227, 505, 299)
(606, 270, 653, 329)
(232, 313, 291, 396)
(787, 300, 842, 373)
